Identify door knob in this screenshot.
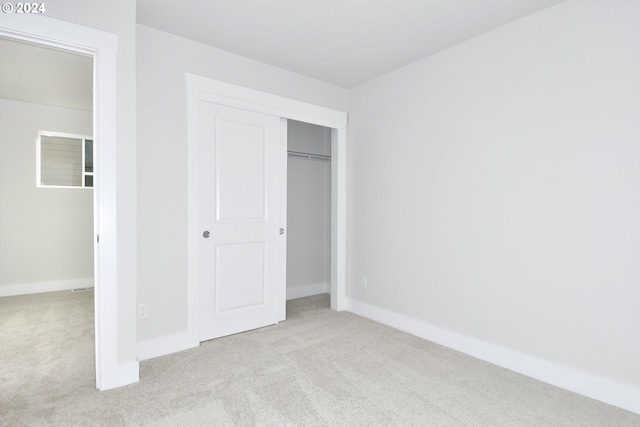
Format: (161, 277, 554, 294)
(203, 230, 210, 238)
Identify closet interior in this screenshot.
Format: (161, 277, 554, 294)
(286, 120, 332, 301)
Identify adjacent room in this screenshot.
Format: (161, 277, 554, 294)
(1, 0, 639, 424)
(0, 38, 97, 405)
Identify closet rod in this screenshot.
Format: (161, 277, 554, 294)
(287, 151, 331, 162)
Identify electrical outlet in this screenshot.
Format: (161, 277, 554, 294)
(360, 275, 367, 288)
(138, 303, 149, 319)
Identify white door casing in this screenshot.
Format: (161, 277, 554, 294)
(198, 103, 282, 341)
(187, 75, 347, 348)
(0, 15, 139, 389)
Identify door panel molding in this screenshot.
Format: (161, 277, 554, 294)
(215, 242, 267, 313)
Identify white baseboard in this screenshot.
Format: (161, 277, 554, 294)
(286, 282, 330, 300)
(0, 277, 94, 297)
(345, 298, 640, 415)
(140, 282, 328, 361)
(98, 360, 140, 391)
(137, 331, 198, 361)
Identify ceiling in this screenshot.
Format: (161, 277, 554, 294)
(137, 0, 567, 88)
(0, 1, 567, 109)
(0, 37, 93, 111)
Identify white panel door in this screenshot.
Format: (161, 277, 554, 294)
(198, 101, 282, 342)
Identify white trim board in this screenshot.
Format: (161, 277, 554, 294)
(0, 278, 94, 297)
(186, 75, 348, 353)
(345, 298, 640, 415)
(286, 283, 330, 301)
(185, 74, 345, 128)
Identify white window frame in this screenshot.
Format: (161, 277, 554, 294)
(36, 130, 94, 189)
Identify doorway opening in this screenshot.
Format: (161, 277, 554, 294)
(1, 14, 138, 390)
(0, 36, 96, 389)
(286, 120, 332, 303)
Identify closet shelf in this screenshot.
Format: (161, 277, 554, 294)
(287, 151, 331, 162)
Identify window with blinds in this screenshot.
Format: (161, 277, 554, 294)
(38, 132, 94, 188)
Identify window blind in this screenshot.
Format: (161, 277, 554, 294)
(40, 135, 83, 187)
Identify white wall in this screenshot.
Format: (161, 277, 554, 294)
(286, 120, 331, 300)
(347, 0, 640, 410)
(0, 99, 93, 295)
(136, 25, 348, 347)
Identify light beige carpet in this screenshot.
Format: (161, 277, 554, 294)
(1, 291, 639, 426)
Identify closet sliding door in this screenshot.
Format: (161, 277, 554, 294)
(197, 102, 283, 342)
